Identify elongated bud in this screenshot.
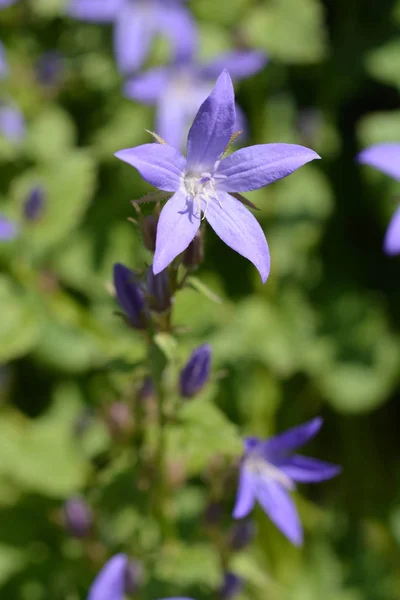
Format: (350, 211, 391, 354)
(23, 186, 45, 221)
(219, 573, 243, 600)
(146, 267, 171, 313)
(113, 263, 147, 329)
(229, 520, 256, 551)
(124, 559, 144, 594)
(141, 214, 158, 253)
(183, 230, 204, 268)
(137, 376, 155, 402)
(64, 497, 92, 538)
(179, 344, 212, 398)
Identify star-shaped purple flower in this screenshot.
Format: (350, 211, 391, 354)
(233, 417, 341, 545)
(124, 47, 267, 149)
(115, 70, 320, 282)
(358, 143, 400, 255)
(67, 0, 195, 75)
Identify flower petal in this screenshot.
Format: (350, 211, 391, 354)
(157, 3, 197, 63)
(123, 67, 170, 104)
(217, 143, 320, 192)
(358, 143, 400, 181)
(0, 215, 18, 240)
(186, 69, 235, 171)
(232, 466, 256, 519)
(67, 0, 122, 21)
(88, 554, 127, 600)
(278, 455, 341, 483)
(153, 190, 200, 274)
(156, 90, 192, 150)
(384, 205, 400, 255)
(205, 191, 270, 283)
(114, 2, 153, 74)
(200, 50, 267, 81)
(114, 143, 186, 192)
(0, 105, 25, 142)
(256, 479, 303, 545)
(264, 417, 323, 457)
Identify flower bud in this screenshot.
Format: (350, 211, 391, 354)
(36, 50, 65, 88)
(229, 520, 256, 551)
(219, 572, 243, 600)
(106, 401, 134, 437)
(179, 344, 212, 398)
(183, 230, 204, 268)
(141, 214, 158, 253)
(64, 497, 92, 538)
(124, 559, 144, 594)
(113, 263, 147, 329)
(146, 267, 171, 313)
(23, 186, 45, 221)
(137, 376, 155, 402)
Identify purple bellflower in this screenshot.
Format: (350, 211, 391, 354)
(113, 263, 147, 328)
(0, 104, 25, 142)
(179, 344, 212, 398)
(0, 0, 19, 6)
(124, 47, 267, 149)
(233, 417, 341, 546)
(23, 186, 45, 221)
(115, 70, 320, 282)
(67, 0, 195, 75)
(0, 215, 18, 240)
(358, 143, 400, 255)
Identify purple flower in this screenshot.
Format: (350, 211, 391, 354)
(233, 417, 341, 546)
(36, 50, 65, 87)
(64, 497, 92, 538)
(229, 520, 256, 551)
(67, 0, 195, 75)
(358, 143, 400, 255)
(219, 573, 243, 600)
(0, 0, 19, 7)
(23, 186, 45, 221)
(0, 215, 18, 240)
(0, 104, 25, 142)
(113, 263, 147, 328)
(115, 71, 320, 281)
(180, 344, 212, 398)
(124, 48, 267, 149)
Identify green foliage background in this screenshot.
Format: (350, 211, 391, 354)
(1, 0, 400, 598)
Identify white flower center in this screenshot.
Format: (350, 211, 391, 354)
(182, 172, 221, 219)
(246, 455, 294, 490)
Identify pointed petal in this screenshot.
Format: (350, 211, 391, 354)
(67, 0, 122, 21)
(123, 67, 169, 103)
(88, 554, 127, 600)
(114, 3, 153, 74)
(200, 50, 267, 81)
(218, 143, 320, 192)
(114, 144, 186, 192)
(256, 479, 303, 545)
(156, 90, 191, 150)
(264, 417, 323, 457)
(186, 70, 235, 171)
(205, 192, 270, 283)
(232, 466, 257, 519)
(384, 205, 400, 255)
(278, 455, 341, 483)
(157, 3, 197, 63)
(358, 143, 400, 181)
(153, 190, 200, 274)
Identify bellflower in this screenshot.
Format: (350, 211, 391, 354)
(115, 71, 320, 281)
(113, 263, 147, 328)
(67, 0, 195, 75)
(63, 497, 92, 538)
(0, 0, 19, 6)
(124, 48, 267, 149)
(23, 186, 45, 221)
(233, 417, 341, 546)
(358, 143, 400, 255)
(0, 104, 25, 142)
(179, 344, 212, 398)
(0, 215, 18, 240)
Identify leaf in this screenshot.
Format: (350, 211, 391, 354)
(156, 542, 221, 587)
(25, 106, 76, 163)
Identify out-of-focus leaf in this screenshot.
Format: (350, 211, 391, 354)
(25, 106, 76, 163)
(366, 41, 400, 89)
(156, 542, 221, 587)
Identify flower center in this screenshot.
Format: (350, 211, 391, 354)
(183, 172, 220, 219)
(246, 455, 294, 490)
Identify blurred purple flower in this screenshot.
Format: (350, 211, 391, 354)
(233, 417, 341, 546)
(88, 554, 127, 600)
(358, 143, 400, 255)
(0, 215, 18, 240)
(179, 344, 212, 398)
(0, 41, 8, 79)
(219, 573, 243, 600)
(36, 50, 65, 87)
(0, 104, 25, 142)
(115, 71, 319, 281)
(229, 520, 256, 551)
(67, 0, 195, 75)
(113, 263, 147, 329)
(23, 186, 45, 221)
(64, 497, 92, 538)
(124, 48, 267, 149)
(0, 0, 19, 7)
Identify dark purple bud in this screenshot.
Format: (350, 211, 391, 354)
(179, 344, 212, 398)
(146, 266, 171, 313)
(137, 376, 155, 402)
(124, 559, 143, 594)
(23, 186, 45, 221)
(113, 263, 147, 329)
(183, 230, 204, 268)
(204, 501, 224, 525)
(229, 520, 256, 551)
(107, 401, 133, 437)
(141, 214, 158, 253)
(219, 572, 243, 600)
(64, 497, 92, 538)
(36, 50, 65, 87)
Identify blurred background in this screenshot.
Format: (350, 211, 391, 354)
(1, 0, 400, 598)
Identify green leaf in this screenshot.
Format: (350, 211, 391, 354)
(156, 542, 221, 587)
(25, 106, 76, 163)
(366, 40, 400, 89)
(187, 275, 223, 304)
